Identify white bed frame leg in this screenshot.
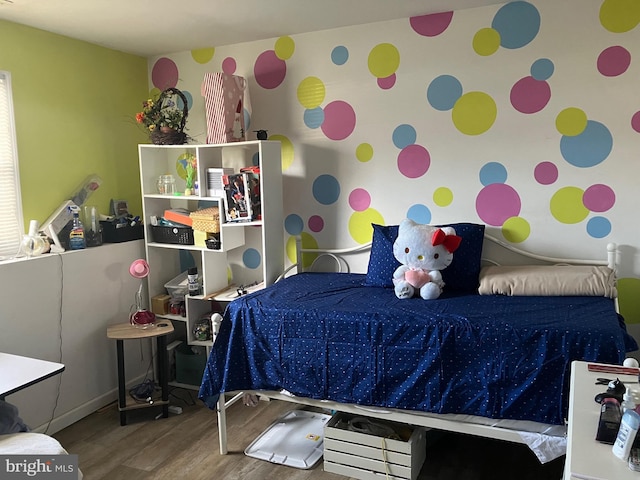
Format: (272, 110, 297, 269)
(217, 395, 228, 455)
(216, 391, 247, 454)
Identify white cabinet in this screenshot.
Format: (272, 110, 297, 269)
(138, 141, 283, 347)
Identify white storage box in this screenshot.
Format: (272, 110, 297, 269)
(324, 413, 426, 480)
(207, 167, 234, 197)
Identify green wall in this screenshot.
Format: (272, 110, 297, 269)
(0, 20, 148, 229)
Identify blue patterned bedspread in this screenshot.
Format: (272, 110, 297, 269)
(199, 273, 637, 425)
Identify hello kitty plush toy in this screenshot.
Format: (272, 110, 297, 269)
(392, 219, 462, 300)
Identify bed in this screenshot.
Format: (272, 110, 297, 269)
(198, 223, 638, 463)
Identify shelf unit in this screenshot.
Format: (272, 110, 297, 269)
(138, 141, 283, 350)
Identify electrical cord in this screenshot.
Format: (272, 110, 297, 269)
(129, 379, 156, 404)
(44, 253, 64, 435)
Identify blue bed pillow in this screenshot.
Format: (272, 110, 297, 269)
(365, 222, 485, 292)
(364, 224, 399, 287)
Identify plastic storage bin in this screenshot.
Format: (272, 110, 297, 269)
(151, 225, 194, 245)
(164, 271, 203, 300)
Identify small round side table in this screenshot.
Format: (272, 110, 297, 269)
(106, 320, 174, 426)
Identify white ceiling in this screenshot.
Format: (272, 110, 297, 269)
(0, 0, 504, 56)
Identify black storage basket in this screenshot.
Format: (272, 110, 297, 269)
(151, 225, 194, 245)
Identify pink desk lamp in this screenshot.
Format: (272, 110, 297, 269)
(129, 259, 156, 327)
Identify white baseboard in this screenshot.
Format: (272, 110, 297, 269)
(32, 374, 149, 435)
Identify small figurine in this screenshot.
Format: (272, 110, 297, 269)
(254, 130, 268, 140)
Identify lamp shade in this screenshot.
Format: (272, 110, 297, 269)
(129, 259, 150, 279)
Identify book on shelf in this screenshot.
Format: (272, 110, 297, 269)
(163, 208, 192, 227)
(243, 170, 261, 221)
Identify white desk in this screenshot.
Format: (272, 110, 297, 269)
(0, 352, 65, 399)
(565, 360, 639, 480)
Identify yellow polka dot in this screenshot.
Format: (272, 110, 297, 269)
(556, 108, 588, 136)
(452, 92, 497, 135)
(297, 77, 326, 109)
(349, 209, 385, 244)
(433, 187, 453, 207)
(472, 28, 501, 56)
(191, 48, 215, 64)
(618, 277, 640, 324)
(356, 143, 374, 162)
(368, 43, 400, 79)
(600, 0, 640, 33)
(268, 134, 294, 171)
(550, 186, 589, 224)
(502, 217, 530, 243)
(286, 233, 318, 268)
(275, 36, 295, 60)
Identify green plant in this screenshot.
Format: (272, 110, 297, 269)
(136, 94, 184, 132)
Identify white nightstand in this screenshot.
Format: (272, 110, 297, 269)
(565, 360, 640, 479)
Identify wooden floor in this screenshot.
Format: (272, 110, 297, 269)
(53, 387, 565, 480)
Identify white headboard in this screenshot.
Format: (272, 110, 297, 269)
(286, 234, 618, 276)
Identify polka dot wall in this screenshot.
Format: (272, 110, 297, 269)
(146, 0, 640, 315)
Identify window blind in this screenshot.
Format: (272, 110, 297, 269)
(0, 71, 24, 259)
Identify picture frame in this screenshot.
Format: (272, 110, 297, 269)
(222, 174, 250, 222)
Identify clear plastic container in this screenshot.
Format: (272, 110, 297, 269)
(157, 174, 176, 195)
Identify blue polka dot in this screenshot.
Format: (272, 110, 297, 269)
(492, 1, 541, 49)
(331, 46, 349, 65)
(392, 124, 417, 149)
(427, 75, 463, 111)
(479, 162, 508, 186)
(285, 214, 304, 235)
(407, 204, 432, 224)
(243, 248, 261, 269)
(312, 175, 340, 205)
(560, 121, 612, 168)
(531, 58, 554, 81)
(304, 107, 324, 129)
(244, 108, 251, 132)
(586, 216, 611, 239)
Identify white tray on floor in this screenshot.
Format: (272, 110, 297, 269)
(244, 409, 332, 469)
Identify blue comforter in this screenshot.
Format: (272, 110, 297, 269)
(199, 273, 637, 425)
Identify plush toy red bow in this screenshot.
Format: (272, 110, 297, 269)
(431, 228, 462, 253)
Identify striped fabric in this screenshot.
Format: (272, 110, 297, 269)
(201, 72, 248, 144)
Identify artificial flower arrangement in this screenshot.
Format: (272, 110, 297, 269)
(136, 88, 189, 145)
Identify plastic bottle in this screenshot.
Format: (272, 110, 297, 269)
(68, 212, 86, 250)
(21, 219, 47, 257)
(187, 267, 200, 296)
(622, 388, 637, 413)
(613, 409, 640, 461)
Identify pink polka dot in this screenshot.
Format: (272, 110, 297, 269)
(151, 58, 179, 90)
(632, 111, 640, 133)
(254, 50, 287, 89)
(597, 46, 631, 77)
(410, 12, 453, 37)
(475, 184, 521, 226)
(397, 144, 431, 179)
(534, 161, 558, 185)
(348, 189, 371, 212)
(321, 100, 356, 140)
(510, 76, 551, 114)
(377, 74, 396, 90)
(583, 184, 615, 212)
(308, 215, 324, 232)
(222, 57, 237, 75)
